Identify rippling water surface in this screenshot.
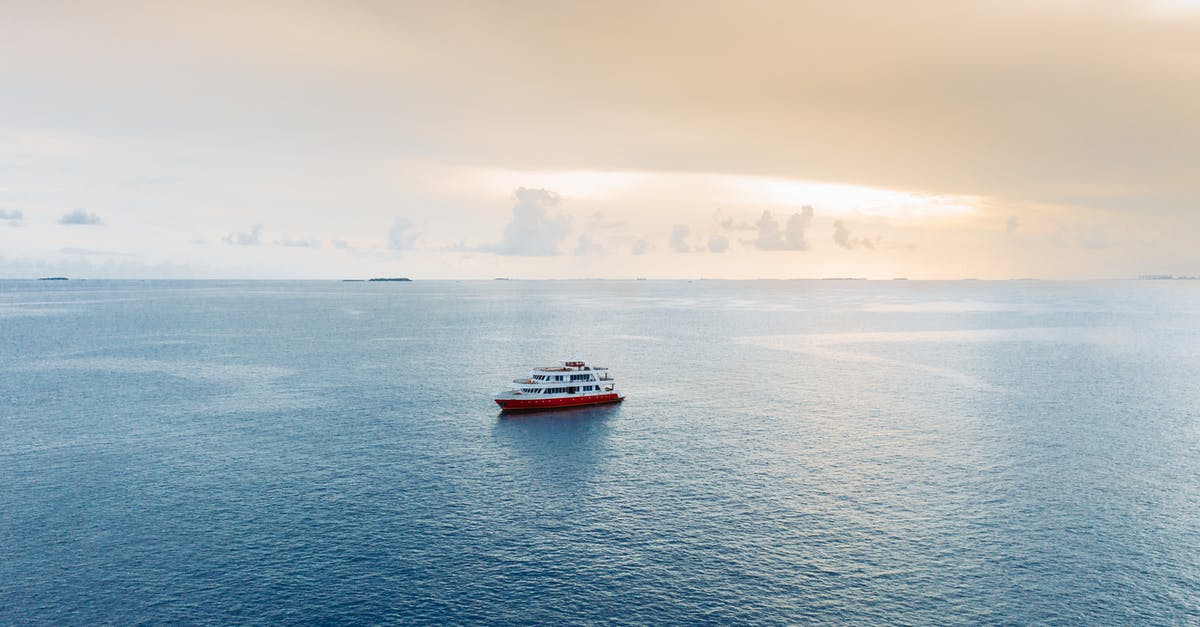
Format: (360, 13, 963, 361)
(2, 280, 1198, 624)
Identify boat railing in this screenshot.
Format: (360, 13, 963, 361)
(515, 377, 613, 384)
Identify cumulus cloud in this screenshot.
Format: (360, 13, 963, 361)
(755, 206, 813, 250)
(481, 188, 571, 256)
(715, 208, 754, 231)
(833, 221, 851, 248)
(669, 224, 695, 253)
(708, 234, 730, 253)
(276, 236, 321, 248)
(0, 209, 22, 221)
(331, 239, 356, 250)
(574, 234, 604, 256)
(223, 224, 263, 246)
(632, 238, 652, 255)
(833, 220, 875, 249)
(388, 217, 420, 251)
(59, 209, 101, 225)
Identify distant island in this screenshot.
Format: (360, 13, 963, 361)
(37, 277, 69, 281)
(368, 277, 411, 282)
(1138, 274, 1199, 280)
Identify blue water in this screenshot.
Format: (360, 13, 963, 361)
(2, 279, 1199, 624)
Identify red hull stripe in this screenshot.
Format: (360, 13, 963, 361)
(495, 394, 624, 411)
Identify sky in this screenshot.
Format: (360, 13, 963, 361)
(1, 0, 1198, 279)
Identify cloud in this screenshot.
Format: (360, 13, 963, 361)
(1076, 224, 1112, 249)
(632, 237, 652, 255)
(59, 209, 101, 225)
(586, 211, 625, 230)
(3, 4, 1195, 279)
(574, 234, 603, 256)
(1052, 224, 1070, 247)
(276, 236, 321, 248)
(708, 234, 729, 253)
(755, 207, 813, 250)
(331, 239, 356, 251)
(833, 221, 851, 248)
(223, 224, 263, 246)
(669, 224, 695, 253)
(1006, 215, 1020, 233)
(714, 209, 754, 231)
(388, 217, 419, 251)
(480, 188, 571, 256)
(833, 220, 875, 249)
(59, 247, 133, 256)
(0, 209, 22, 222)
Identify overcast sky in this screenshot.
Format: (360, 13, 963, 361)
(1, 0, 1197, 278)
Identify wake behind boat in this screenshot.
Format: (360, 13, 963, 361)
(495, 358, 623, 411)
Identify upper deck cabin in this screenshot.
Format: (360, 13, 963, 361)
(534, 360, 608, 373)
(511, 359, 615, 389)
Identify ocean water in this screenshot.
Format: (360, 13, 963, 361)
(2, 279, 1198, 624)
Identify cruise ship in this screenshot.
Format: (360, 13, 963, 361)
(494, 358, 623, 411)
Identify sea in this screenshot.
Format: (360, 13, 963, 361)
(2, 279, 1198, 624)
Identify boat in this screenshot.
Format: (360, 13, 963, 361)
(495, 358, 623, 411)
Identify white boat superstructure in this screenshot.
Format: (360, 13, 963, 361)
(494, 358, 623, 411)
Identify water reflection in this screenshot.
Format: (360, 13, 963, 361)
(491, 404, 620, 483)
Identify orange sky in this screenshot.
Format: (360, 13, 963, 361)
(1, 0, 1198, 278)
